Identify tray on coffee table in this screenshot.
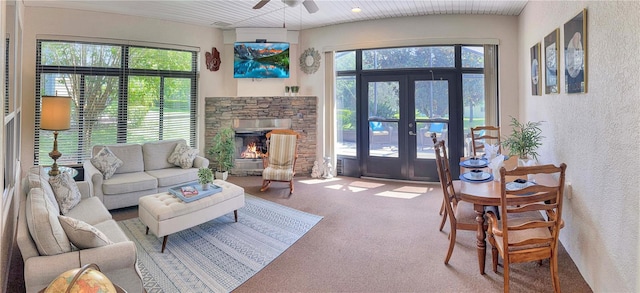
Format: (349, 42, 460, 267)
(168, 183, 222, 203)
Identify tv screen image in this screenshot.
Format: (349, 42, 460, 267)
(233, 42, 290, 78)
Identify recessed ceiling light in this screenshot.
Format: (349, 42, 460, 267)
(351, 7, 361, 13)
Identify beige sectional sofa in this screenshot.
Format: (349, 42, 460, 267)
(83, 139, 209, 210)
(17, 166, 143, 292)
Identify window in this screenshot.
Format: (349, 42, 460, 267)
(362, 46, 455, 70)
(35, 40, 197, 165)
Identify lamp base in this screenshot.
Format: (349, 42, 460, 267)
(48, 131, 62, 177)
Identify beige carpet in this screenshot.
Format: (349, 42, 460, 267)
(9, 175, 592, 292)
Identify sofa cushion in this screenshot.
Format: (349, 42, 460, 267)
(93, 220, 130, 243)
(26, 167, 60, 216)
(146, 168, 199, 188)
(90, 146, 124, 179)
(58, 215, 113, 249)
(49, 173, 81, 214)
(93, 144, 144, 174)
(142, 139, 183, 171)
(102, 172, 158, 195)
(25, 187, 72, 255)
(65, 197, 112, 226)
(167, 142, 199, 169)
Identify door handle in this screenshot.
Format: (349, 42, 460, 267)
(409, 131, 417, 136)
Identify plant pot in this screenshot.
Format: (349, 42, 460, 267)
(201, 183, 210, 190)
(517, 157, 535, 167)
(215, 171, 228, 181)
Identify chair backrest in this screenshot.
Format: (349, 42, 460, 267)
(266, 130, 301, 167)
(498, 164, 566, 257)
(434, 140, 458, 217)
(470, 126, 501, 156)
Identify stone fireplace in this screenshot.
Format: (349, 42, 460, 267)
(205, 96, 317, 176)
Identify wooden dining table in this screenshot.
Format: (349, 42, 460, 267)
(457, 156, 558, 274)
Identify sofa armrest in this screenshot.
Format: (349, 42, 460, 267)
(193, 155, 209, 168)
(79, 241, 138, 272)
(23, 251, 82, 293)
(76, 181, 92, 199)
(83, 160, 104, 203)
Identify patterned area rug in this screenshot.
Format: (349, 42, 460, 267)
(118, 194, 323, 293)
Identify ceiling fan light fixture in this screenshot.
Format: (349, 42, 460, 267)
(303, 0, 319, 14)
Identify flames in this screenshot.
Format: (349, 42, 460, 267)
(240, 142, 262, 159)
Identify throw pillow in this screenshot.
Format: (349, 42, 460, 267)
(90, 146, 123, 179)
(49, 172, 82, 215)
(167, 142, 199, 169)
(26, 166, 60, 215)
(25, 187, 72, 255)
(58, 215, 113, 249)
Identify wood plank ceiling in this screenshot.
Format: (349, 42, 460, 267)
(23, 0, 528, 30)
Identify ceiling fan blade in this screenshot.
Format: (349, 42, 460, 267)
(302, 0, 319, 14)
(253, 0, 270, 9)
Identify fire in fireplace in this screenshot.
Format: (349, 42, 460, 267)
(241, 142, 261, 158)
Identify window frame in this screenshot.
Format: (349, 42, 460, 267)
(34, 39, 198, 165)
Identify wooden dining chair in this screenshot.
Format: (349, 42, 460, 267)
(470, 126, 501, 157)
(433, 140, 477, 264)
(260, 129, 301, 194)
(486, 163, 567, 293)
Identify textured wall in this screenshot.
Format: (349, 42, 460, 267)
(518, 2, 640, 292)
(205, 96, 317, 176)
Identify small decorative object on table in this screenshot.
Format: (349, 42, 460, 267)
(197, 167, 213, 190)
(180, 185, 199, 197)
(502, 116, 544, 167)
(169, 183, 222, 203)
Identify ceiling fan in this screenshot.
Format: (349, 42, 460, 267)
(253, 0, 319, 14)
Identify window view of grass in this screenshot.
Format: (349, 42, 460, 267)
(36, 41, 196, 165)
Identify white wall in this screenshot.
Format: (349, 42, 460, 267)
(518, 2, 640, 291)
(20, 7, 224, 168)
(298, 14, 520, 166)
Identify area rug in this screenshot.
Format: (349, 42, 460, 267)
(118, 194, 323, 293)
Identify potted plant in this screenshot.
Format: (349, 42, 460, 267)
(502, 117, 544, 165)
(197, 167, 213, 190)
(208, 127, 235, 180)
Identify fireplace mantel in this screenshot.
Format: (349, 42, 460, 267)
(205, 96, 317, 176)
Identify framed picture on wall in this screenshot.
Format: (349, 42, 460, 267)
(564, 9, 587, 93)
(544, 28, 560, 94)
(530, 42, 542, 96)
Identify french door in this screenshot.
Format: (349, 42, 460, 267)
(361, 73, 462, 181)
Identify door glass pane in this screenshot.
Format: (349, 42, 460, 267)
(368, 81, 398, 157)
(415, 80, 449, 159)
(336, 75, 356, 156)
(463, 73, 485, 156)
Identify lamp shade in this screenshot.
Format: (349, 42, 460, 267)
(41, 96, 71, 131)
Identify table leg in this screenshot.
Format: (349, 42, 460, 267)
(474, 204, 486, 274)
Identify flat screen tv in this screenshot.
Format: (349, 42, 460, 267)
(233, 42, 290, 78)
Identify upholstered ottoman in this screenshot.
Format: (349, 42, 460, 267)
(138, 180, 245, 252)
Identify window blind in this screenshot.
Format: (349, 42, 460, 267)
(35, 40, 197, 166)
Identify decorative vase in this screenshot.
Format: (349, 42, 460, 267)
(517, 157, 535, 167)
(215, 171, 228, 181)
(201, 183, 210, 190)
(291, 86, 299, 96)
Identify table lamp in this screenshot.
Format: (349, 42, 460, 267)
(40, 96, 71, 176)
